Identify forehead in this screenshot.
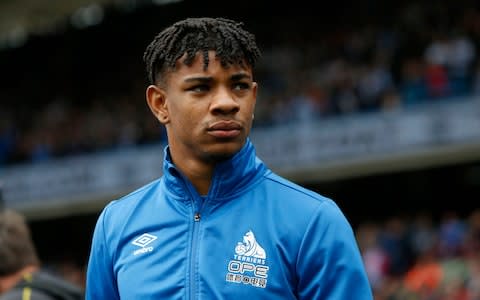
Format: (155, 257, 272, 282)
(175, 51, 251, 75)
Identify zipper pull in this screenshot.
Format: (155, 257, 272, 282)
(194, 212, 201, 222)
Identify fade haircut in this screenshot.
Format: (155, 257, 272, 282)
(0, 209, 39, 276)
(143, 17, 261, 85)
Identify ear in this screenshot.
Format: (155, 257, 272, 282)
(252, 81, 258, 106)
(146, 85, 169, 124)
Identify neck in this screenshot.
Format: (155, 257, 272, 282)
(170, 153, 215, 195)
(0, 265, 39, 294)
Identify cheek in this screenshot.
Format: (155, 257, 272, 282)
(169, 105, 199, 131)
(243, 102, 256, 117)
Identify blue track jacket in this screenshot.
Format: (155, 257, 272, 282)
(86, 139, 373, 299)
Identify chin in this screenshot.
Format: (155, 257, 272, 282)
(204, 140, 244, 161)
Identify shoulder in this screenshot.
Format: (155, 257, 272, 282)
(1, 271, 84, 300)
(100, 178, 163, 222)
(32, 271, 84, 295)
(91, 178, 164, 248)
(0, 289, 53, 300)
(264, 172, 333, 205)
(261, 171, 348, 224)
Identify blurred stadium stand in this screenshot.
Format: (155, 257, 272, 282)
(1, 0, 480, 297)
(1, 0, 479, 219)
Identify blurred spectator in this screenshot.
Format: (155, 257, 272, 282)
(378, 216, 414, 277)
(356, 222, 390, 292)
(447, 29, 476, 96)
(403, 256, 443, 296)
(424, 32, 451, 67)
(408, 213, 439, 259)
(0, 209, 84, 299)
(356, 55, 395, 112)
(360, 209, 480, 299)
(400, 58, 428, 107)
(438, 211, 468, 258)
(424, 62, 451, 100)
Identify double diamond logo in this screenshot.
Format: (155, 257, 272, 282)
(132, 233, 157, 248)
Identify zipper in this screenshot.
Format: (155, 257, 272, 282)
(189, 209, 201, 300)
(194, 212, 201, 221)
(183, 168, 212, 300)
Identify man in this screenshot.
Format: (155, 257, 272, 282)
(86, 17, 373, 299)
(0, 209, 84, 300)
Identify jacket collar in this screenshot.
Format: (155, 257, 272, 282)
(162, 139, 267, 201)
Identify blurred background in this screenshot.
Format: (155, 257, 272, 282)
(1, 0, 480, 298)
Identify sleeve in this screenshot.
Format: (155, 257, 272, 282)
(85, 205, 120, 300)
(296, 200, 374, 300)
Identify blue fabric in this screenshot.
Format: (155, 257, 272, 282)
(85, 139, 373, 299)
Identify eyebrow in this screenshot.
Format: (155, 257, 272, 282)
(184, 76, 213, 84)
(183, 72, 252, 84)
(231, 73, 252, 81)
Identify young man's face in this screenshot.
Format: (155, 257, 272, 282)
(149, 51, 257, 164)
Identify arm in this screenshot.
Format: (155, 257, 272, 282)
(85, 207, 120, 300)
(296, 200, 373, 299)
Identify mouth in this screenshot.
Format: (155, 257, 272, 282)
(207, 121, 242, 138)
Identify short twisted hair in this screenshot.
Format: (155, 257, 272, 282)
(143, 17, 261, 85)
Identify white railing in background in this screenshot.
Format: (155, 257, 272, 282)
(254, 97, 480, 177)
(1, 96, 480, 216)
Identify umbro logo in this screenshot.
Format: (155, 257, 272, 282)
(132, 233, 157, 247)
(132, 233, 157, 256)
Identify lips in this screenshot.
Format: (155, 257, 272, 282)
(208, 121, 242, 138)
(209, 121, 242, 131)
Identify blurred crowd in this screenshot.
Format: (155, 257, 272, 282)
(358, 209, 480, 299)
(1, 2, 480, 166)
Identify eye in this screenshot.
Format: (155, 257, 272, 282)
(232, 82, 250, 91)
(188, 84, 210, 93)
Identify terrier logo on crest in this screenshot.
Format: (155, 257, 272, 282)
(235, 230, 266, 259)
(226, 230, 270, 288)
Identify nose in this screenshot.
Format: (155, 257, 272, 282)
(210, 87, 240, 115)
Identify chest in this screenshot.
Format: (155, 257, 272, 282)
(113, 195, 302, 299)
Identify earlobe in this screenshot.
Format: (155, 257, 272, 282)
(146, 85, 169, 124)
